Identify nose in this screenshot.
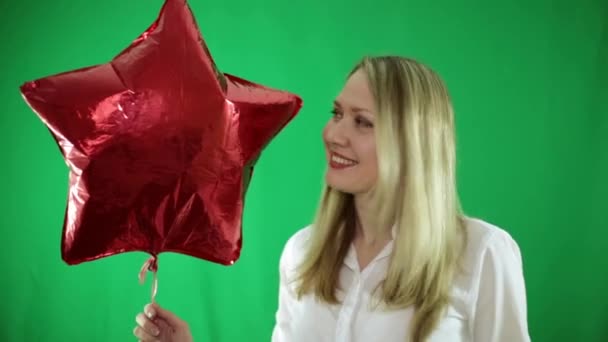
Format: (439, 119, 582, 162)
(324, 119, 349, 147)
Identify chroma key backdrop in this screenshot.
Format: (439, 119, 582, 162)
(0, 0, 606, 341)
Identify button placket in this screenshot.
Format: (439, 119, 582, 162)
(335, 269, 365, 342)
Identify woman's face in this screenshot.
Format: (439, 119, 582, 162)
(323, 68, 378, 195)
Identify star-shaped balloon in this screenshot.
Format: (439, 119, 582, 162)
(20, 0, 302, 272)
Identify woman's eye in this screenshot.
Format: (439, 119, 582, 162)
(355, 116, 374, 128)
(330, 109, 343, 119)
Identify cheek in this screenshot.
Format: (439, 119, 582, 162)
(360, 141, 378, 176)
(370, 152, 379, 176)
(359, 139, 377, 163)
(367, 150, 379, 174)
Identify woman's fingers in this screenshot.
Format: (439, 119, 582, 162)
(133, 324, 159, 341)
(135, 312, 160, 338)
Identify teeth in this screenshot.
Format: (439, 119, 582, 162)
(331, 154, 357, 165)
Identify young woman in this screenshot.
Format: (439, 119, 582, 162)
(133, 56, 531, 342)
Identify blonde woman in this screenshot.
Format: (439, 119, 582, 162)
(134, 56, 531, 342)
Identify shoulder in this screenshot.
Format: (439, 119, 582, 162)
(461, 217, 523, 270)
(458, 217, 526, 292)
(458, 218, 530, 339)
(279, 225, 313, 272)
(283, 225, 313, 252)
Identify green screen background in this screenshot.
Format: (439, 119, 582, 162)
(1, 0, 606, 341)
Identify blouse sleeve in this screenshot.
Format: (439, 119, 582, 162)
(471, 231, 531, 342)
(271, 234, 298, 342)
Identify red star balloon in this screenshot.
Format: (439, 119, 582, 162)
(20, 0, 302, 272)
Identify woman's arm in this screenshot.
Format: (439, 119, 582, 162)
(471, 231, 531, 342)
(271, 234, 299, 342)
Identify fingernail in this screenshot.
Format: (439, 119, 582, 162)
(145, 308, 155, 319)
(145, 307, 154, 319)
(152, 328, 160, 336)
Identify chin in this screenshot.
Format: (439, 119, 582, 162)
(328, 185, 353, 194)
(326, 174, 374, 196)
(325, 176, 356, 194)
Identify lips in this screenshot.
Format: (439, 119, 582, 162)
(329, 151, 358, 169)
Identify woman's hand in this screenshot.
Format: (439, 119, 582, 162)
(134, 303, 194, 342)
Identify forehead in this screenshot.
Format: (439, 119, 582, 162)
(335, 69, 375, 113)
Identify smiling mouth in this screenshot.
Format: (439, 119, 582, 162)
(329, 152, 358, 168)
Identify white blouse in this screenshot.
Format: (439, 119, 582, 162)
(271, 217, 531, 342)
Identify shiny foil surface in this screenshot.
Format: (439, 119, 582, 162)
(20, 0, 302, 266)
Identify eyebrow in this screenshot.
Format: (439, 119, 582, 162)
(333, 100, 372, 114)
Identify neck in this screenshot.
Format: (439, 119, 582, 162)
(353, 193, 392, 246)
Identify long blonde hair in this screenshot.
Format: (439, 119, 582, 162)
(295, 56, 467, 341)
